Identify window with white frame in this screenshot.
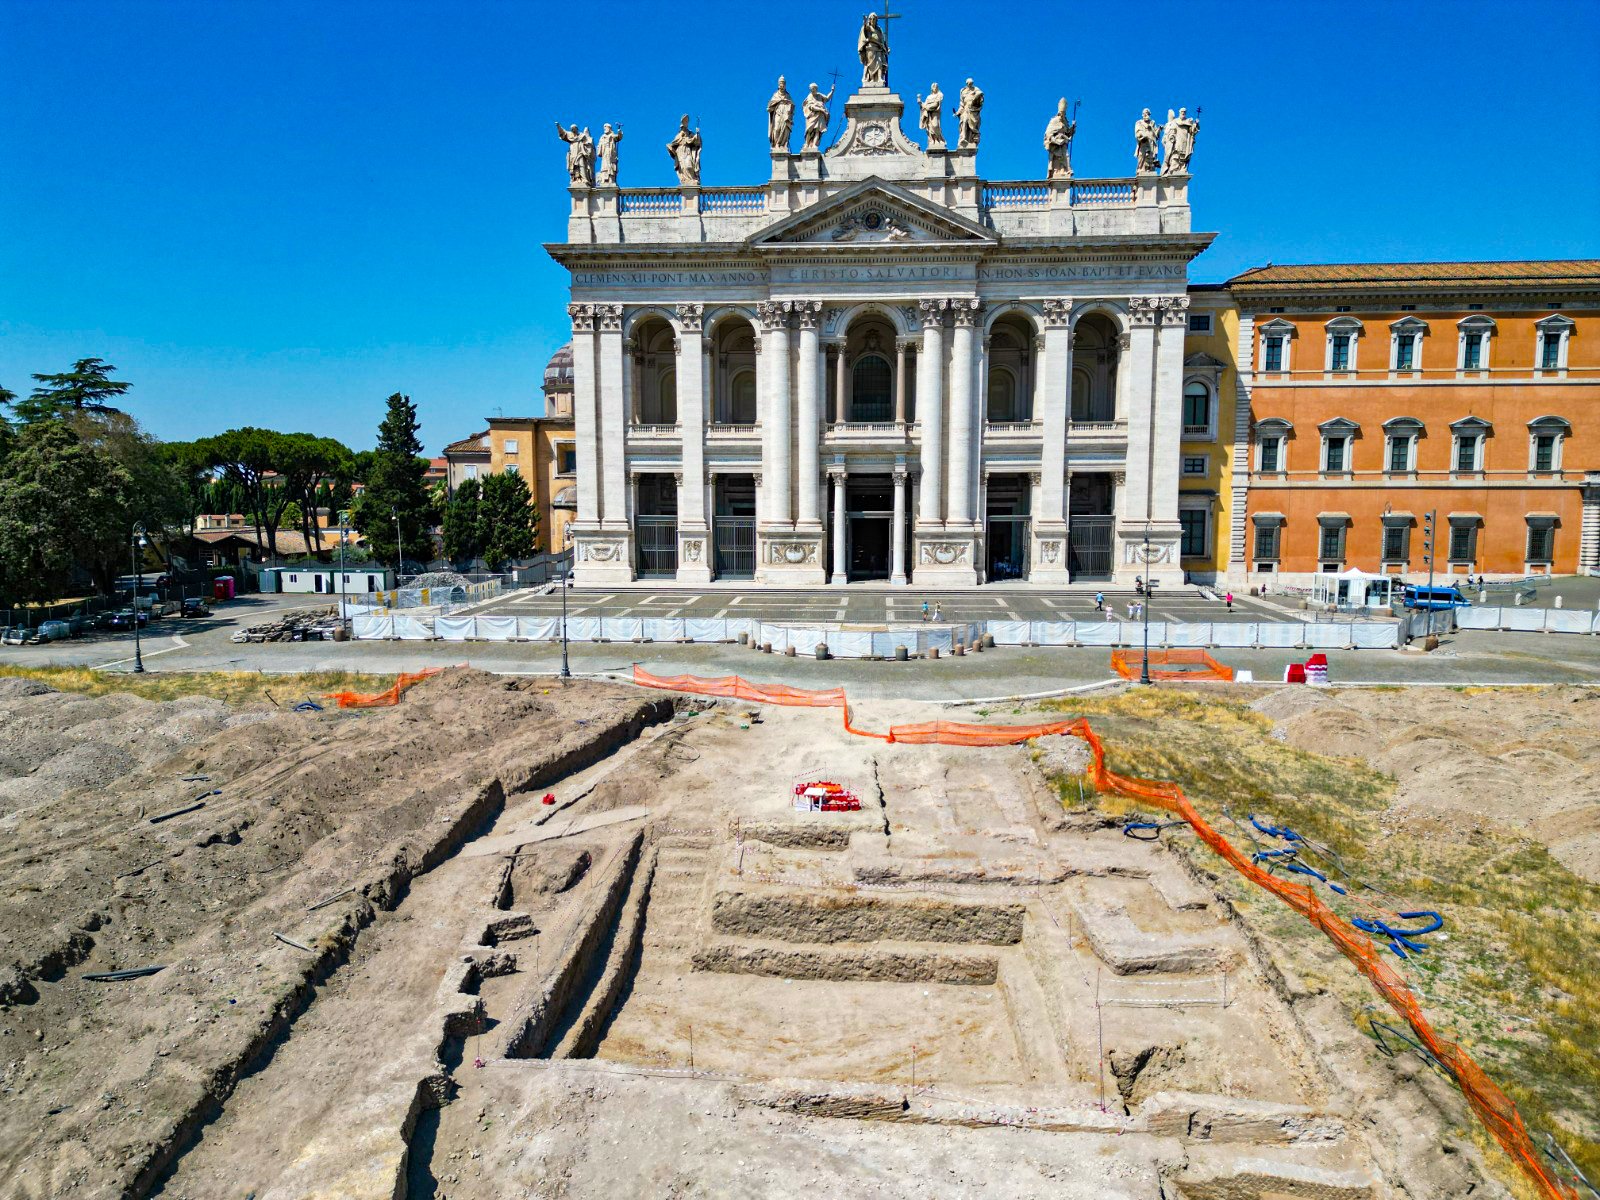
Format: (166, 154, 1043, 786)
(1389, 316, 1428, 371)
(1182, 454, 1209, 477)
(1252, 515, 1283, 562)
(503, 438, 519, 454)
(1317, 517, 1348, 564)
(1535, 315, 1574, 372)
(464, 463, 479, 478)
(1525, 515, 1556, 564)
(1380, 515, 1412, 563)
(1187, 312, 1213, 334)
(1382, 417, 1422, 474)
(1527, 416, 1568, 473)
(1182, 380, 1213, 436)
(1319, 418, 1357, 474)
(1255, 418, 1291, 473)
(505, 462, 519, 474)
(1451, 417, 1490, 473)
(1447, 518, 1478, 564)
(1456, 315, 1495, 371)
(1258, 319, 1295, 373)
(556, 440, 577, 475)
(1179, 507, 1210, 558)
(1324, 317, 1362, 372)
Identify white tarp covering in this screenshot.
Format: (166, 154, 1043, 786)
(477, 615, 519, 641)
(987, 620, 1030, 646)
(1256, 622, 1304, 648)
(1119, 622, 1165, 646)
(1503, 607, 1545, 632)
(787, 628, 826, 655)
(1304, 623, 1353, 649)
(642, 618, 685, 641)
(601, 617, 643, 641)
(834, 631, 875, 658)
(352, 613, 393, 640)
(518, 616, 561, 640)
(923, 628, 955, 653)
(759, 624, 788, 652)
(1546, 609, 1595, 634)
(724, 618, 759, 642)
(566, 617, 601, 641)
(1167, 622, 1211, 647)
(1352, 622, 1403, 648)
(1071, 622, 1118, 646)
(434, 616, 475, 641)
(1033, 621, 1076, 645)
(1211, 623, 1257, 648)
(391, 614, 434, 640)
(685, 618, 726, 643)
(1454, 606, 1500, 630)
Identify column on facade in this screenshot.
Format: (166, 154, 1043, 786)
(759, 301, 793, 527)
(596, 304, 627, 529)
(916, 299, 946, 526)
(891, 466, 908, 584)
(628, 341, 643, 423)
(675, 304, 711, 581)
(1149, 296, 1190, 532)
(569, 304, 601, 525)
(945, 300, 980, 527)
(1121, 298, 1159, 528)
(1038, 301, 1073, 526)
(832, 343, 847, 423)
(795, 302, 823, 528)
(831, 468, 847, 582)
(894, 339, 909, 424)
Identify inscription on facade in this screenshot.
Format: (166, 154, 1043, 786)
(572, 268, 765, 288)
(774, 263, 976, 284)
(978, 262, 1184, 282)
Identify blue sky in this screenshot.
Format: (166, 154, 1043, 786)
(3, 0, 1597, 453)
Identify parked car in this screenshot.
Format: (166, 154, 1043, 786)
(1, 626, 35, 645)
(107, 609, 150, 630)
(37, 620, 74, 642)
(1402, 585, 1471, 611)
(179, 597, 212, 618)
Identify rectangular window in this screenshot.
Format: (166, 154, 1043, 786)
(1182, 388, 1211, 433)
(1527, 526, 1553, 563)
(1324, 437, 1347, 473)
(505, 462, 519, 474)
(1259, 437, 1281, 473)
(503, 438, 519, 454)
(1182, 455, 1208, 476)
(559, 447, 577, 473)
(1382, 524, 1408, 562)
(1187, 313, 1212, 333)
(1253, 524, 1280, 561)
(1319, 524, 1346, 561)
(1541, 334, 1562, 370)
(1462, 332, 1483, 370)
(1455, 436, 1479, 472)
(1330, 334, 1352, 371)
(464, 464, 478, 478)
(1533, 434, 1557, 472)
(1449, 525, 1475, 562)
(1395, 334, 1416, 370)
(1180, 509, 1208, 558)
(1387, 437, 1411, 473)
(1264, 336, 1284, 372)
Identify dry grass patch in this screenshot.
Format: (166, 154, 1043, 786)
(0, 665, 398, 708)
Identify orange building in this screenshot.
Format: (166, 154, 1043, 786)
(477, 344, 578, 555)
(1227, 261, 1600, 583)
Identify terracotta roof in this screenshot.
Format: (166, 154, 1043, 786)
(1226, 260, 1600, 294)
(442, 430, 490, 455)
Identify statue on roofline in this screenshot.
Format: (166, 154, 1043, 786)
(666, 114, 701, 186)
(954, 79, 983, 150)
(917, 82, 945, 150)
(1044, 98, 1075, 179)
(1134, 107, 1161, 173)
(801, 82, 836, 153)
(555, 122, 594, 186)
(1162, 106, 1200, 174)
(597, 123, 622, 186)
(858, 12, 889, 87)
(767, 76, 794, 150)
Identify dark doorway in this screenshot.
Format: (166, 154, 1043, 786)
(713, 475, 755, 579)
(1067, 473, 1115, 580)
(635, 474, 678, 578)
(985, 474, 1030, 582)
(844, 476, 893, 581)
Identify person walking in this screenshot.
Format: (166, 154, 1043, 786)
(933, 602, 944, 623)
(1103, 604, 1115, 623)
(921, 600, 930, 622)
(1094, 590, 1105, 612)
(1225, 591, 1234, 612)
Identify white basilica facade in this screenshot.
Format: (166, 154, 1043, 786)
(549, 29, 1211, 586)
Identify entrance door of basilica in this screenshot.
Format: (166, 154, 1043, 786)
(845, 476, 893, 582)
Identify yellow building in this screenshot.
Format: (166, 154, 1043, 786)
(1179, 286, 1241, 583)
(481, 344, 578, 555)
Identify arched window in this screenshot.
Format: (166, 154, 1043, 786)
(653, 370, 677, 424)
(987, 368, 1017, 421)
(851, 354, 892, 421)
(1182, 381, 1212, 436)
(729, 371, 756, 424)
(1070, 369, 1093, 420)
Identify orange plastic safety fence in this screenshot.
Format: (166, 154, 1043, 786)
(325, 668, 444, 709)
(1110, 648, 1235, 682)
(629, 664, 1577, 1199)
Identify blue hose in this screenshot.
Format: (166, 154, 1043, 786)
(1353, 911, 1444, 959)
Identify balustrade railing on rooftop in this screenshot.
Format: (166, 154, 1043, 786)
(1068, 178, 1136, 207)
(618, 189, 683, 215)
(699, 187, 766, 214)
(980, 182, 1050, 211)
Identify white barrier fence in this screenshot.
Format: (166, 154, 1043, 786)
(353, 615, 1405, 653)
(1454, 606, 1600, 634)
(343, 578, 502, 618)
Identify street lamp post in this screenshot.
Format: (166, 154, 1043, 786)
(131, 523, 147, 674)
(392, 506, 403, 579)
(338, 509, 350, 633)
(559, 557, 572, 679)
(1139, 529, 1159, 686)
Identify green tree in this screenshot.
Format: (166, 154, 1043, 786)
(441, 476, 484, 565)
(479, 470, 538, 570)
(352, 393, 433, 567)
(0, 385, 15, 465)
(0, 421, 134, 603)
(16, 358, 132, 423)
(193, 428, 296, 556)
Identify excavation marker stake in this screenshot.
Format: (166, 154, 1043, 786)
(273, 932, 315, 953)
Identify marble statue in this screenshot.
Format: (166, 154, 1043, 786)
(954, 78, 983, 150)
(1134, 107, 1161, 173)
(801, 82, 836, 153)
(1044, 98, 1075, 179)
(666, 115, 702, 186)
(858, 12, 889, 87)
(917, 82, 945, 150)
(1162, 106, 1199, 174)
(597, 123, 622, 186)
(767, 76, 794, 150)
(556, 122, 594, 186)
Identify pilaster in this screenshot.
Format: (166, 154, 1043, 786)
(915, 299, 947, 529)
(1032, 299, 1073, 584)
(596, 303, 628, 534)
(674, 303, 712, 583)
(946, 299, 981, 527)
(794, 301, 824, 529)
(1115, 295, 1183, 585)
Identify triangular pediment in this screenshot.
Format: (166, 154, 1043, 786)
(748, 179, 997, 249)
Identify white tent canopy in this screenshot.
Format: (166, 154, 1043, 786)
(1312, 568, 1397, 609)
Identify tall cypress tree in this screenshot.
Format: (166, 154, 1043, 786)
(353, 393, 433, 567)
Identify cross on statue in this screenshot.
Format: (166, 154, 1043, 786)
(875, 0, 903, 32)
(826, 68, 844, 94)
